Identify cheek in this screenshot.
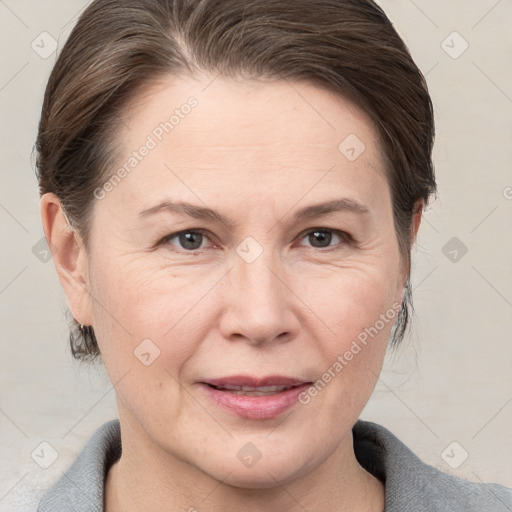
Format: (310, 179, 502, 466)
(87, 252, 220, 376)
(300, 261, 400, 391)
(289, 269, 397, 449)
(306, 261, 400, 338)
(87, 256, 195, 423)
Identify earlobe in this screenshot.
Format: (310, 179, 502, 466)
(40, 193, 93, 326)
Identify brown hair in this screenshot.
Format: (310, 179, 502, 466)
(35, 0, 436, 362)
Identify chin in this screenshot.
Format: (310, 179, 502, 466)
(215, 467, 301, 490)
(200, 448, 314, 490)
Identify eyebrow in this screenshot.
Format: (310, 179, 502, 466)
(138, 197, 370, 228)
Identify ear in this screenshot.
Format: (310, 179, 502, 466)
(40, 193, 93, 326)
(410, 199, 423, 246)
(397, 199, 423, 302)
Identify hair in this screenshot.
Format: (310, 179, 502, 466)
(35, 0, 436, 362)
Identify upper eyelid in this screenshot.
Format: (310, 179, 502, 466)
(162, 227, 352, 249)
(298, 228, 354, 246)
(298, 227, 350, 237)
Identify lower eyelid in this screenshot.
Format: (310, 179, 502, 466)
(299, 229, 352, 244)
(161, 228, 353, 251)
(163, 230, 212, 248)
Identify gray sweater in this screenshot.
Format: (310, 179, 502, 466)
(37, 419, 512, 511)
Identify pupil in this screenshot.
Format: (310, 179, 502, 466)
(180, 232, 202, 250)
(177, 231, 332, 250)
(310, 231, 331, 247)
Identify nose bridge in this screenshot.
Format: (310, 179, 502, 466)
(222, 237, 295, 344)
(234, 237, 283, 307)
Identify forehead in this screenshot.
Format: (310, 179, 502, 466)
(121, 74, 381, 153)
(104, 74, 390, 217)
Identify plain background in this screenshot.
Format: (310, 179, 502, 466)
(0, 1, 511, 510)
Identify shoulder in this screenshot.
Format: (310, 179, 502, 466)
(353, 419, 512, 512)
(37, 419, 121, 512)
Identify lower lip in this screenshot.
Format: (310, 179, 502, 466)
(199, 383, 311, 420)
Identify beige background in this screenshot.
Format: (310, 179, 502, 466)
(0, 1, 511, 510)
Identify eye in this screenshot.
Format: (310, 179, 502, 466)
(297, 228, 352, 249)
(159, 227, 353, 253)
(161, 229, 213, 251)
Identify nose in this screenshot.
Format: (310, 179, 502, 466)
(218, 247, 300, 347)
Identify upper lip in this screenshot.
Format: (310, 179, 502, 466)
(202, 375, 311, 389)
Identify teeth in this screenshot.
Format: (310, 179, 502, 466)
(224, 389, 288, 396)
(229, 390, 280, 396)
(213, 384, 292, 394)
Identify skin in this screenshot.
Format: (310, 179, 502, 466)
(41, 74, 422, 512)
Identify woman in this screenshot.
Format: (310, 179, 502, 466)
(35, 0, 512, 511)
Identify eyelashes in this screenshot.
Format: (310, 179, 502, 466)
(159, 227, 355, 253)
(297, 228, 354, 249)
(161, 229, 212, 252)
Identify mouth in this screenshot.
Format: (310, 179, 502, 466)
(199, 376, 313, 419)
(205, 384, 300, 396)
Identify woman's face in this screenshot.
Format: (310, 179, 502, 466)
(71, 75, 409, 486)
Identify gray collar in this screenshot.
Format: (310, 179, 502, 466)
(37, 419, 512, 512)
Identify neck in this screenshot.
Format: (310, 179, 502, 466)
(105, 414, 384, 512)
